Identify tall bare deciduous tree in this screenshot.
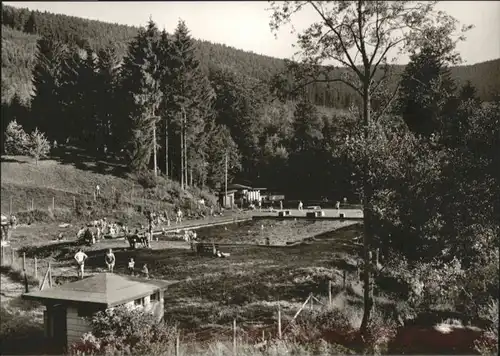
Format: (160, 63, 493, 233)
(268, 0, 471, 337)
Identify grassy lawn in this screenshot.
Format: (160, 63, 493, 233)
(10, 221, 398, 343)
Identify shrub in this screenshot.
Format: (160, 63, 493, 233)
(70, 305, 177, 356)
(0, 306, 46, 354)
(3, 119, 29, 155)
(475, 299, 499, 356)
(289, 307, 355, 345)
(16, 209, 54, 224)
(27, 128, 51, 164)
(137, 171, 158, 189)
(15, 208, 74, 224)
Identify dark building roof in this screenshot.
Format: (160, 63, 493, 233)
(22, 273, 177, 307)
(227, 183, 252, 190)
(219, 189, 238, 195)
(227, 183, 267, 191)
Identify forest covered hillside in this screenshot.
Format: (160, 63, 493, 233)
(2, 4, 499, 106)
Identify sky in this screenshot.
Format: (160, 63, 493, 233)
(4, 1, 500, 65)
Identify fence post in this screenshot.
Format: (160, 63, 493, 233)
(73, 196, 76, 209)
(52, 197, 55, 210)
(24, 270, 29, 293)
(277, 302, 282, 339)
(34, 257, 38, 279)
(93, 192, 96, 202)
(9, 197, 12, 215)
(328, 280, 332, 306)
(31, 198, 34, 211)
(175, 333, 180, 356)
(233, 318, 237, 355)
(23, 252, 26, 271)
(48, 262, 53, 287)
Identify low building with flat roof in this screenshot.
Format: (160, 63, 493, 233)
(22, 273, 177, 353)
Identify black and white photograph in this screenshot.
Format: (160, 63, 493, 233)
(1, 1, 499, 355)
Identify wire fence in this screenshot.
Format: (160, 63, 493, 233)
(0, 183, 219, 219)
(163, 287, 356, 356)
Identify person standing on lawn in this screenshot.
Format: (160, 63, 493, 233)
(74, 249, 88, 279)
(128, 258, 135, 275)
(142, 263, 149, 279)
(147, 211, 153, 247)
(105, 248, 115, 272)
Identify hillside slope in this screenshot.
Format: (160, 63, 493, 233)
(1, 151, 216, 221)
(2, 5, 499, 106)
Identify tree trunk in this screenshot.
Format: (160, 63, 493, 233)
(184, 117, 188, 188)
(153, 123, 157, 177)
(359, 81, 374, 338)
(165, 117, 169, 178)
(180, 114, 184, 190)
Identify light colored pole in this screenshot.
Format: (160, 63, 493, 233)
(225, 152, 228, 207)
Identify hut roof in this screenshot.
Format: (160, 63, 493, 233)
(23, 273, 176, 307)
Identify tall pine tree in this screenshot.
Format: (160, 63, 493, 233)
(96, 45, 121, 153)
(30, 36, 68, 141)
(395, 45, 457, 137)
(166, 20, 215, 188)
(120, 19, 162, 173)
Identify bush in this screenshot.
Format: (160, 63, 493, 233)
(27, 128, 51, 164)
(16, 209, 54, 224)
(3, 119, 29, 155)
(70, 305, 177, 356)
(15, 208, 74, 224)
(475, 299, 499, 356)
(137, 171, 158, 189)
(0, 306, 46, 354)
(289, 307, 356, 345)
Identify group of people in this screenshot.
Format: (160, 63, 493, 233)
(297, 198, 348, 211)
(77, 218, 130, 245)
(73, 247, 150, 279)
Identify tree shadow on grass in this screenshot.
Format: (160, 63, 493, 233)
(50, 145, 130, 179)
(1, 156, 28, 164)
(18, 240, 82, 260)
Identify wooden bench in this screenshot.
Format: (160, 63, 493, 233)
(278, 210, 291, 217)
(306, 211, 325, 218)
(193, 242, 219, 256)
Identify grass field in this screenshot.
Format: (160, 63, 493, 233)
(1, 218, 380, 354)
(1, 151, 218, 226)
(8, 221, 400, 341)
